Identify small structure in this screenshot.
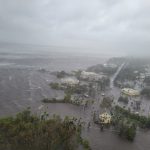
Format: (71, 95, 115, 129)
(121, 88, 140, 96)
(99, 112, 111, 124)
(61, 77, 79, 86)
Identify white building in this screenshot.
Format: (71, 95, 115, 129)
(121, 88, 140, 96)
(80, 71, 106, 81)
(61, 78, 79, 86)
(103, 63, 117, 68)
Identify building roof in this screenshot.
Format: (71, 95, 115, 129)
(81, 71, 106, 81)
(61, 78, 79, 85)
(99, 112, 111, 124)
(121, 88, 140, 96)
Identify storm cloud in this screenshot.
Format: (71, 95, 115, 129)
(0, 0, 150, 55)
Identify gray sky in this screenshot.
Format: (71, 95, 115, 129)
(0, 0, 150, 55)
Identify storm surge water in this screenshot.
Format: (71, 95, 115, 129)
(0, 44, 149, 150)
(0, 44, 109, 116)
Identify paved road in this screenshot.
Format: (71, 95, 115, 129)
(110, 63, 125, 88)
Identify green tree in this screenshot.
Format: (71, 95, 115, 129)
(0, 109, 90, 150)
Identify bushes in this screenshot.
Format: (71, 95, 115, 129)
(49, 82, 60, 90)
(112, 106, 150, 141)
(118, 121, 136, 141)
(41, 98, 58, 103)
(0, 109, 89, 150)
(113, 106, 150, 129)
(56, 71, 68, 78)
(64, 93, 71, 103)
(42, 93, 72, 104)
(81, 139, 91, 150)
(126, 126, 136, 141)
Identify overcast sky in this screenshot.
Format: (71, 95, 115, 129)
(0, 0, 150, 55)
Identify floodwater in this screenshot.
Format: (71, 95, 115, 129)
(0, 45, 109, 116)
(0, 45, 150, 150)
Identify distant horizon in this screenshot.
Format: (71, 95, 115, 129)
(1, 41, 150, 58)
(0, 41, 126, 57)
